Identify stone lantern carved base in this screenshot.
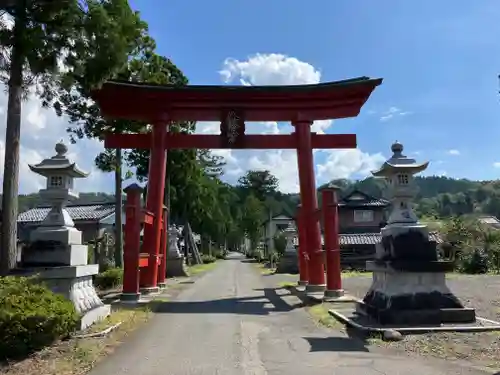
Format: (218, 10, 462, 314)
(358, 228, 476, 326)
(16, 264, 110, 330)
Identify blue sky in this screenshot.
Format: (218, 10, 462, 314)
(126, 0, 500, 190)
(8, 1, 500, 194)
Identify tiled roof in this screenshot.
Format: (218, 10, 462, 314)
(338, 199, 389, 208)
(338, 189, 390, 208)
(340, 231, 443, 245)
(18, 203, 115, 224)
(291, 231, 443, 246)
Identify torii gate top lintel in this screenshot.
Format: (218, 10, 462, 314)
(93, 76, 382, 150)
(92, 76, 383, 123)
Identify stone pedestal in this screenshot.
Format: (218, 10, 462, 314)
(276, 251, 299, 274)
(357, 260, 475, 325)
(276, 223, 299, 274)
(166, 228, 188, 278)
(358, 228, 475, 325)
(20, 265, 110, 330)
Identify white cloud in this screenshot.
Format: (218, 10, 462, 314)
(205, 53, 383, 193)
(0, 91, 113, 194)
(493, 162, 500, 168)
(447, 149, 460, 156)
(378, 106, 412, 122)
(317, 149, 386, 181)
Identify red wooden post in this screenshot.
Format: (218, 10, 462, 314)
(293, 120, 325, 293)
(121, 183, 143, 302)
(157, 206, 168, 287)
(321, 186, 344, 298)
(296, 204, 309, 286)
(141, 123, 168, 292)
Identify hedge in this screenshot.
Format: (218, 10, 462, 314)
(94, 268, 123, 290)
(0, 276, 79, 359)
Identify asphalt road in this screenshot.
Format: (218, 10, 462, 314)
(90, 253, 492, 375)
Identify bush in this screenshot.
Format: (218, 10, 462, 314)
(94, 268, 123, 290)
(0, 276, 79, 360)
(458, 248, 489, 274)
(201, 254, 217, 264)
(213, 249, 227, 260)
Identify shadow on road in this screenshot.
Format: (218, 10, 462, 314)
(304, 336, 369, 352)
(154, 287, 298, 315)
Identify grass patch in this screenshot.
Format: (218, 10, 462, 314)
(307, 303, 341, 329)
(278, 281, 297, 289)
(253, 262, 276, 275)
(188, 261, 219, 275)
(1, 306, 151, 375)
(341, 270, 370, 278)
(261, 268, 276, 275)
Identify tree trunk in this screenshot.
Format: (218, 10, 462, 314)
(114, 148, 123, 268)
(0, 2, 25, 275)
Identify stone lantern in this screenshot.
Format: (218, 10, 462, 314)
(276, 222, 299, 274)
(166, 224, 188, 277)
(21, 140, 110, 329)
(28, 140, 89, 246)
(356, 141, 475, 326)
(372, 141, 428, 227)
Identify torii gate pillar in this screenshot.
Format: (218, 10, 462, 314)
(294, 120, 325, 293)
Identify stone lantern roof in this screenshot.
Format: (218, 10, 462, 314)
(28, 140, 89, 178)
(371, 141, 428, 177)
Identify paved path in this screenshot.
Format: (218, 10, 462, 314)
(90, 253, 492, 375)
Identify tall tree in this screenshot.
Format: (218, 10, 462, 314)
(237, 170, 279, 202)
(0, 0, 147, 274)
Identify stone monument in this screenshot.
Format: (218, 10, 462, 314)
(166, 225, 188, 277)
(276, 222, 299, 274)
(357, 141, 475, 325)
(21, 140, 110, 329)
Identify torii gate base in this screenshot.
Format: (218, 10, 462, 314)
(92, 76, 382, 299)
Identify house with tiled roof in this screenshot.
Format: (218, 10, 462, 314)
(337, 189, 390, 234)
(17, 202, 116, 244)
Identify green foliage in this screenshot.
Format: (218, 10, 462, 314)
(442, 216, 500, 274)
(459, 248, 489, 274)
(0, 276, 79, 360)
(241, 194, 265, 245)
(273, 232, 287, 256)
(237, 170, 279, 201)
(201, 254, 217, 264)
(211, 248, 227, 260)
(94, 267, 123, 290)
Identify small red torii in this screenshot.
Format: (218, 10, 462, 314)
(92, 76, 382, 300)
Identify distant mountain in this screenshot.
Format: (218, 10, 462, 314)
(10, 176, 500, 221)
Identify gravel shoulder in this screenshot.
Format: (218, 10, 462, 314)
(344, 273, 500, 371)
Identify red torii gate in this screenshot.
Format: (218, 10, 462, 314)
(92, 76, 382, 298)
